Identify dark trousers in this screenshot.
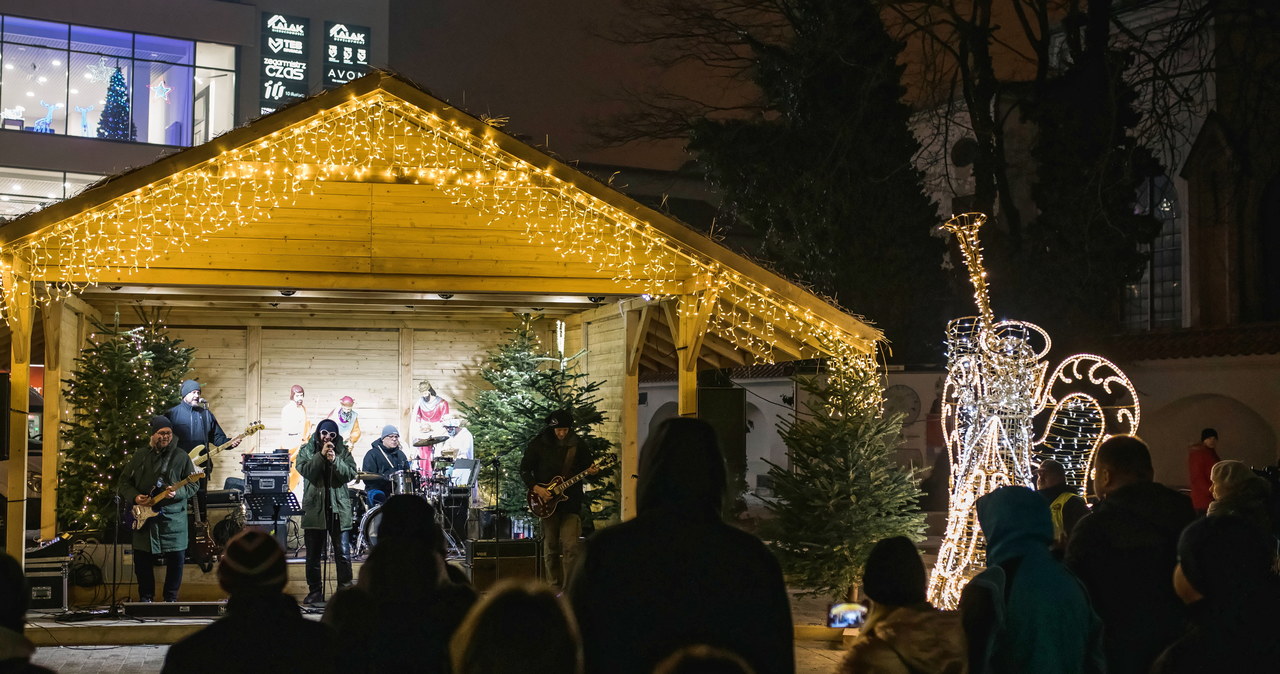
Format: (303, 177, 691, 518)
(134, 548, 186, 601)
(304, 523, 352, 592)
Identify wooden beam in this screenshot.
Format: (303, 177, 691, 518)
(3, 258, 33, 560)
(39, 302, 63, 540)
(625, 306, 653, 377)
(702, 331, 749, 367)
(245, 327, 262, 451)
(398, 328, 414, 435)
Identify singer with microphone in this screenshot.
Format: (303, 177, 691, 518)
(166, 380, 240, 523)
(297, 418, 356, 606)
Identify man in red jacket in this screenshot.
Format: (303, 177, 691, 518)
(1188, 428, 1221, 514)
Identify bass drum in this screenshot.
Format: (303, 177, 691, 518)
(349, 488, 368, 537)
(356, 502, 385, 557)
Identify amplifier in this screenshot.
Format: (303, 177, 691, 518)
(242, 452, 291, 472)
(123, 601, 226, 618)
(244, 473, 288, 493)
(465, 538, 540, 560)
(25, 558, 70, 611)
(206, 489, 241, 506)
(464, 539, 541, 590)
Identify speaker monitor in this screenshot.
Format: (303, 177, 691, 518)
(465, 539, 541, 590)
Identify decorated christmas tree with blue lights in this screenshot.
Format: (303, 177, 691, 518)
(96, 66, 135, 141)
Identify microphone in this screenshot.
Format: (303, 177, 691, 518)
(196, 397, 209, 409)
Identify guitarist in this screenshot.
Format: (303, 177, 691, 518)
(520, 410, 597, 588)
(118, 415, 200, 602)
(166, 380, 239, 534)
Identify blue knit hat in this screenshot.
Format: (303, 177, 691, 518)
(180, 379, 201, 397)
(381, 425, 399, 439)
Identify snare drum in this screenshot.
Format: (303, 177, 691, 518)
(389, 469, 421, 495)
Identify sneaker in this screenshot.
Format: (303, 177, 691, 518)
(338, 581, 355, 591)
(137, 597, 154, 603)
(302, 590, 324, 606)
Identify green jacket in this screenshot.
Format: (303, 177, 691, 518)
(297, 435, 356, 530)
(118, 437, 200, 554)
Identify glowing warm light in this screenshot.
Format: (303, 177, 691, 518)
(926, 213, 1139, 608)
(0, 89, 874, 362)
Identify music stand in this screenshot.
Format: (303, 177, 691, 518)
(242, 492, 301, 552)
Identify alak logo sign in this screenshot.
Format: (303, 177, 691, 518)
(328, 23, 367, 45)
(266, 14, 307, 37)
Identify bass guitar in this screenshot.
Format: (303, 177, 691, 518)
(526, 455, 618, 519)
(127, 472, 205, 530)
(189, 421, 265, 467)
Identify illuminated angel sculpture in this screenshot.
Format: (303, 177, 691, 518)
(927, 213, 1140, 608)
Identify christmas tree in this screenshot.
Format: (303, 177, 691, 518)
(458, 314, 619, 529)
(96, 66, 135, 141)
(763, 354, 925, 600)
(57, 310, 193, 531)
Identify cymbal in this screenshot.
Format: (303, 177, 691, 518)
(355, 472, 383, 481)
(412, 435, 450, 447)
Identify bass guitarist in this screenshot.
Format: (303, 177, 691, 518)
(520, 410, 597, 588)
(118, 415, 200, 602)
(166, 380, 239, 556)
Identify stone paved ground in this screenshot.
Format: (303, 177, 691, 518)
(34, 642, 847, 673)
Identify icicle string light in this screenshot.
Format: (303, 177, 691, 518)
(0, 90, 874, 361)
(927, 213, 1140, 609)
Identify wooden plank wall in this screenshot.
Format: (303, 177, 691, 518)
(565, 306, 626, 458)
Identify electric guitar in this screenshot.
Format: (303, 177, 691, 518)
(527, 455, 619, 519)
(189, 422, 265, 467)
(127, 472, 205, 530)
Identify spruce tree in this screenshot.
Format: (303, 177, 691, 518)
(57, 310, 193, 531)
(458, 314, 619, 529)
(763, 355, 925, 600)
(96, 66, 135, 141)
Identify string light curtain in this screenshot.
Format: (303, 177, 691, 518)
(927, 213, 1140, 608)
(1, 87, 874, 362)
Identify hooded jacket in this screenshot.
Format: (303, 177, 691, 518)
(838, 603, 967, 674)
(297, 419, 357, 530)
(963, 486, 1102, 674)
(118, 434, 200, 554)
(568, 418, 794, 674)
(1064, 480, 1194, 674)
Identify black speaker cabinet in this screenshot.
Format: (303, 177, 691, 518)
(464, 539, 541, 590)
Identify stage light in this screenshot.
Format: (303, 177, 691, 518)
(278, 289, 296, 297)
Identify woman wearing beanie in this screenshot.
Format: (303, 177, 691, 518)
(1207, 460, 1275, 537)
(838, 536, 966, 674)
(1152, 515, 1280, 673)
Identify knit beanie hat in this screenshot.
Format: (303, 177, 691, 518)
(217, 529, 287, 594)
(1210, 460, 1262, 496)
(546, 410, 574, 429)
(863, 536, 927, 606)
(180, 379, 200, 398)
(381, 425, 399, 439)
(1202, 427, 1218, 441)
(149, 415, 173, 433)
(1177, 514, 1276, 600)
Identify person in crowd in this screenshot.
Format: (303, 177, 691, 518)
(838, 536, 966, 674)
(118, 415, 200, 602)
(1206, 459, 1274, 535)
(161, 530, 337, 674)
(0, 553, 55, 674)
(360, 425, 410, 505)
(368, 493, 469, 584)
(297, 418, 357, 606)
(1065, 435, 1195, 674)
(165, 379, 238, 512)
(521, 410, 596, 588)
(653, 645, 756, 674)
(1150, 515, 1280, 673)
(1033, 458, 1090, 554)
(450, 579, 582, 674)
(569, 417, 793, 674)
(960, 485, 1101, 674)
(1187, 427, 1220, 514)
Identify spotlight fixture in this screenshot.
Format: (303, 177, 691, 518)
(107, 286, 122, 291)
(269, 302, 279, 308)
(437, 293, 453, 300)
(587, 296, 605, 303)
(530, 307, 544, 312)
(279, 289, 296, 297)
(640, 293, 652, 301)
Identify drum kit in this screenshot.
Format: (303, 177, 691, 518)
(348, 435, 467, 558)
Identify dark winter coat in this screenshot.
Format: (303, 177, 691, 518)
(361, 437, 410, 497)
(165, 402, 230, 482)
(298, 419, 357, 530)
(161, 592, 337, 674)
(568, 418, 794, 674)
(1150, 590, 1280, 674)
(1064, 481, 1195, 674)
(118, 436, 200, 554)
(520, 429, 592, 514)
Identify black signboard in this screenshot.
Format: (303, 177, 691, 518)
(260, 13, 310, 113)
(323, 22, 371, 88)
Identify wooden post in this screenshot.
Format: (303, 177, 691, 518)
(245, 326, 262, 451)
(398, 328, 414, 433)
(3, 258, 33, 559)
(621, 308, 647, 520)
(39, 302, 63, 540)
(667, 291, 718, 417)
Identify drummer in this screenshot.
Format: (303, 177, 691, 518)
(361, 425, 411, 504)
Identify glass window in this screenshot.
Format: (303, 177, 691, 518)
(196, 42, 235, 70)
(194, 67, 234, 144)
(134, 34, 193, 66)
(1122, 176, 1182, 331)
(70, 25, 131, 58)
(0, 166, 101, 222)
(1, 43, 67, 134)
(3, 17, 68, 49)
(135, 60, 191, 145)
